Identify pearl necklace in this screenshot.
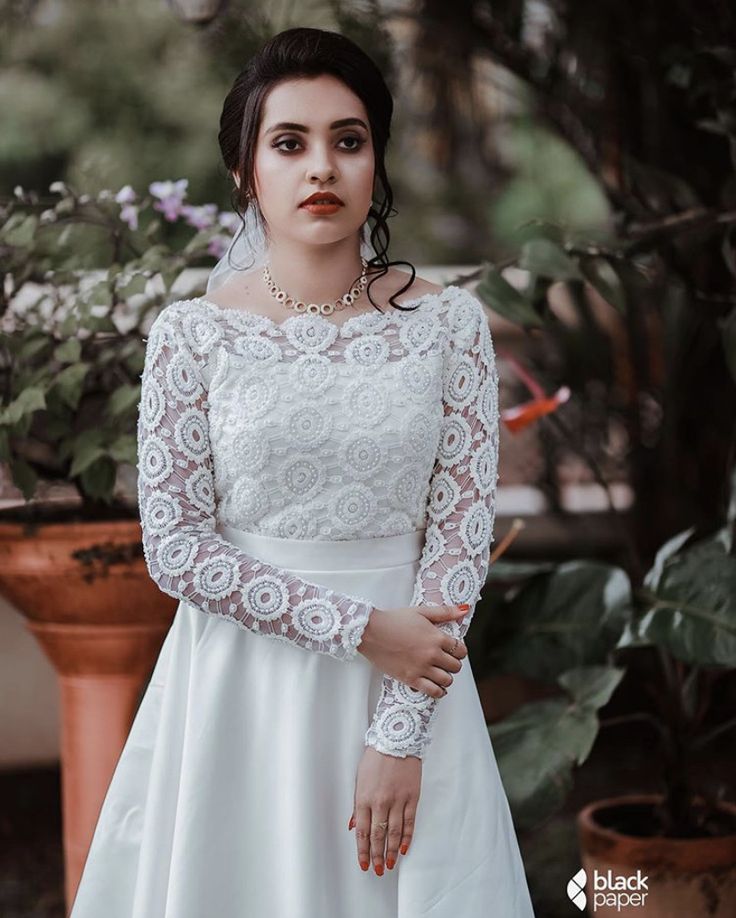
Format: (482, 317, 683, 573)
(263, 257, 369, 316)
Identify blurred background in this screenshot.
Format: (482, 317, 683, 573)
(1, 1, 735, 916)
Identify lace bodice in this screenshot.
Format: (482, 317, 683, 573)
(136, 284, 499, 758)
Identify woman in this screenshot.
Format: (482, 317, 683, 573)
(70, 27, 536, 918)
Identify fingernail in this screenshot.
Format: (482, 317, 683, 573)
(375, 864, 384, 876)
(386, 858, 395, 869)
(360, 860, 369, 871)
(400, 844, 408, 855)
(457, 604, 469, 611)
(348, 816, 354, 830)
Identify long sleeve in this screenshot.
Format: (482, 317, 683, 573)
(364, 297, 500, 757)
(136, 306, 375, 661)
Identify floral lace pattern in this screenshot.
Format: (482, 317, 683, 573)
(136, 285, 499, 754)
(363, 302, 499, 759)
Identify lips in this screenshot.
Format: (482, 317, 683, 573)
(300, 192, 344, 206)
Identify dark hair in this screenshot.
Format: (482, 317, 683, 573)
(217, 27, 418, 312)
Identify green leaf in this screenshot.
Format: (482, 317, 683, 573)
(53, 363, 91, 410)
(579, 256, 627, 314)
(54, 338, 82, 364)
(117, 273, 148, 298)
(644, 526, 696, 592)
(2, 214, 38, 247)
(69, 428, 107, 477)
(558, 665, 625, 710)
(638, 537, 736, 666)
(79, 456, 116, 502)
(489, 697, 595, 827)
(0, 386, 46, 425)
(488, 561, 632, 681)
(9, 457, 38, 501)
(518, 238, 582, 280)
(107, 434, 137, 465)
(476, 269, 543, 328)
(106, 384, 141, 418)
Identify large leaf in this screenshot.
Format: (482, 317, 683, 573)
(518, 238, 582, 281)
(79, 456, 117, 501)
(53, 363, 91, 410)
(476, 269, 544, 328)
(488, 561, 632, 681)
(636, 535, 736, 666)
(579, 256, 627, 314)
(0, 386, 46, 426)
(489, 665, 624, 828)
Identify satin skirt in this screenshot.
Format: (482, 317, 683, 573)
(69, 523, 535, 918)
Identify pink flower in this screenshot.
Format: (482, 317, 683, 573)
(181, 203, 218, 230)
(218, 211, 241, 234)
(119, 204, 139, 231)
(115, 185, 137, 205)
(149, 179, 189, 222)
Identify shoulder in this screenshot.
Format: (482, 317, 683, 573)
(381, 269, 443, 305)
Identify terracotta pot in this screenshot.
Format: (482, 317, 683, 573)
(0, 518, 177, 913)
(575, 794, 736, 917)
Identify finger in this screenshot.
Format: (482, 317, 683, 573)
(400, 802, 417, 857)
(355, 804, 371, 871)
(443, 636, 468, 659)
(385, 804, 403, 870)
(413, 676, 448, 699)
(370, 807, 390, 875)
(429, 665, 454, 690)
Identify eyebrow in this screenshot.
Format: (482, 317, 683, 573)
(265, 118, 369, 135)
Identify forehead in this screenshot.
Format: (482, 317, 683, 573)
(260, 74, 368, 127)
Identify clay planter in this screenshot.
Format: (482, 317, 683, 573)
(576, 794, 736, 917)
(0, 518, 177, 912)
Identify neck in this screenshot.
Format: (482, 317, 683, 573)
(264, 237, 368, 305)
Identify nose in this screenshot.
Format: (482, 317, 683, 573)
(307, 141, 338, 184)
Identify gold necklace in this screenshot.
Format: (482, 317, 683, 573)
(262, 257, 369, 316)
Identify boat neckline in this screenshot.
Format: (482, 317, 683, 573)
(183, 284, 465, 334)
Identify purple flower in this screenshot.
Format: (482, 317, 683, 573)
(149, 179, 189, 222)
(120, 204, 139, 231)
(115, 184, 137, 205)
(181, 203, 218, 230)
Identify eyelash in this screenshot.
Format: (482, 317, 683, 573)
(272, 136, 366, 154)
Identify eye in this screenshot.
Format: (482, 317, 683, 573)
(272, 135, 367, 154)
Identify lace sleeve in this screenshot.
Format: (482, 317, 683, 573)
(364, 296, 500, 757)
(136, 305, 374, 661)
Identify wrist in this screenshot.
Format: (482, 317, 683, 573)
(355, 606, 385, 656)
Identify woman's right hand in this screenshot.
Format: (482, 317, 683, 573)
(356, 605, 469, 698)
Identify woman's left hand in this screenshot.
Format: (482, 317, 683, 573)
(348, 746, 421, 876)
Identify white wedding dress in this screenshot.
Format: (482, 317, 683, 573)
(69, 284, 535, 918)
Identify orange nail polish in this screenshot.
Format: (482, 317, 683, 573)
(400, 844, 408, 855)
(360, 860, 369, 871)
(375, 864, 384, 876)
(386, 858, 395, 869)
(457, 604, 469, 611)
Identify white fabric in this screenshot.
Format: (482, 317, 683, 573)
(69, 283, 536, 917)
(70, 520, 534, 918)
(135, 285, 498, 759)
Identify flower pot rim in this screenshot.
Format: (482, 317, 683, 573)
(578, 793, 736, 845)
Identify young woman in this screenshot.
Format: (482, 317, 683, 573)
(70, 27, 536, 918)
